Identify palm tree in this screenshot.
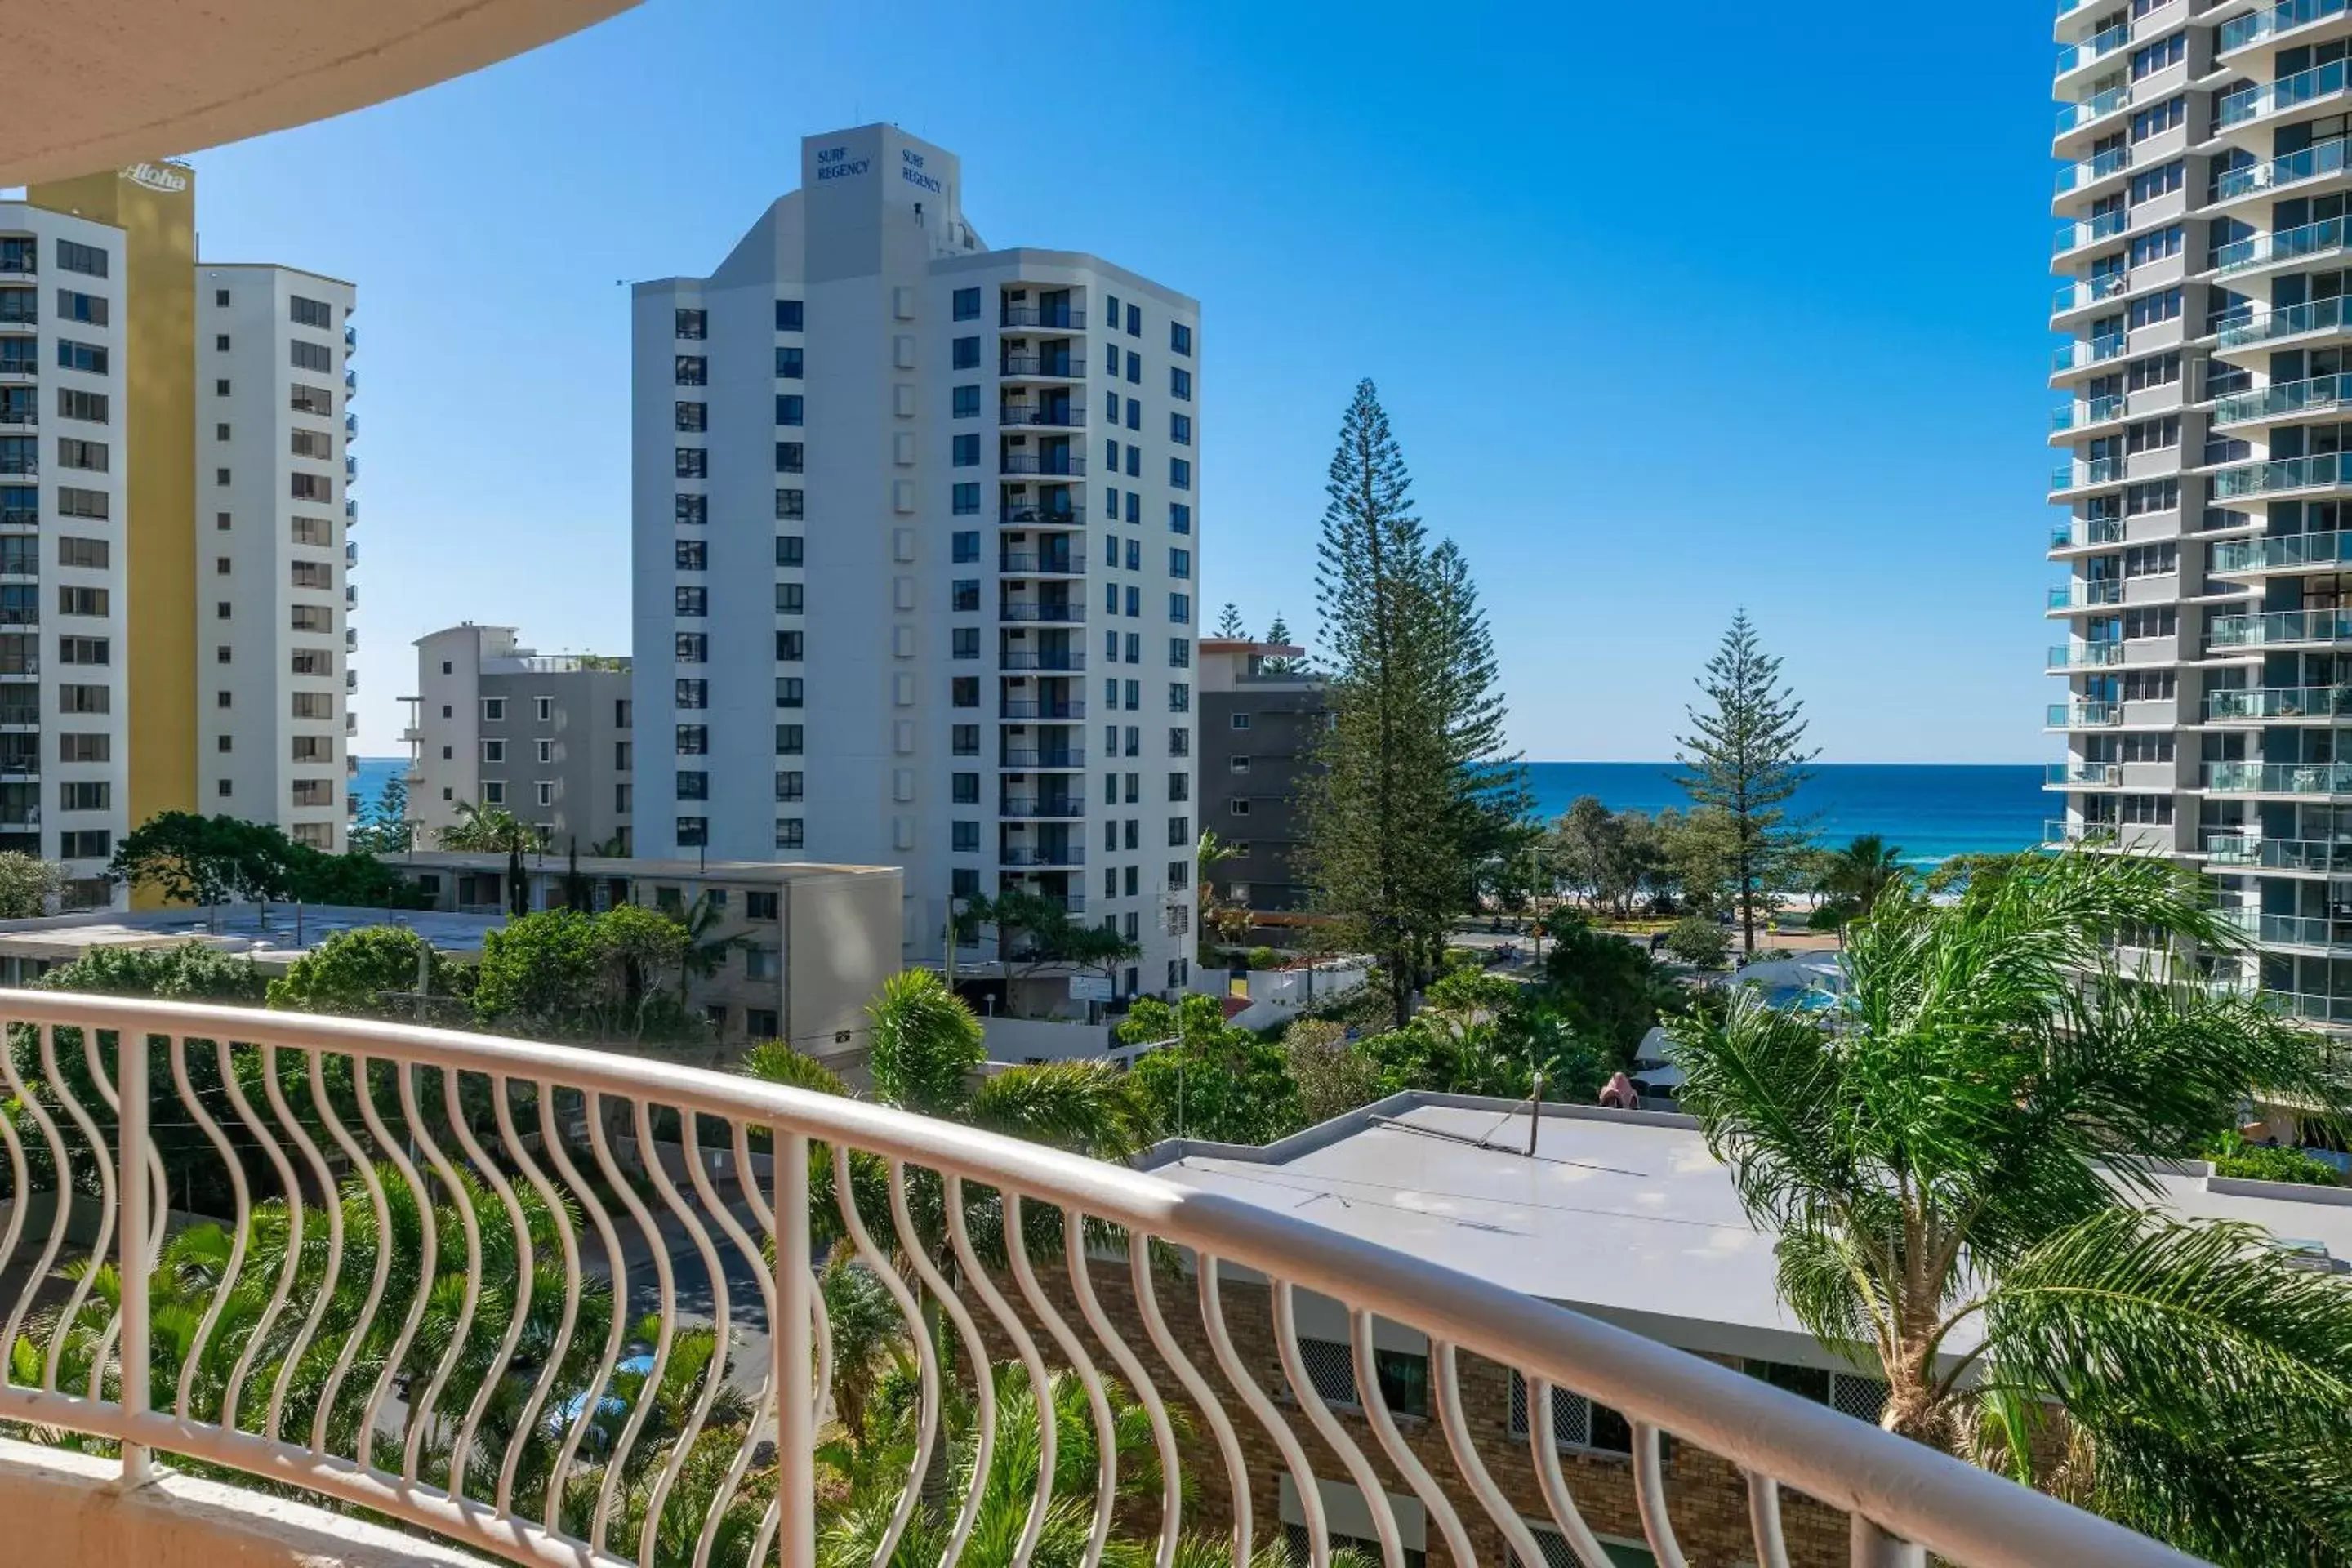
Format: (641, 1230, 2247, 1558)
(1669, 849, 2352, 1564)
(439, 800, 532, 853)
(675, 891, 747, 1003)
(1811, 833, 1908, 937)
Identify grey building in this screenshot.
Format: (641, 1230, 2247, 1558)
(404, 624, 634, 853)
(1199, 639, 1322, 940)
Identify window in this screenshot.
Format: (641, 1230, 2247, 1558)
(1170, 412, 1192, 446)
(952, 530, 980, 563)
(952, 336, 981, 369)
(776, 724, 804, 755)
(59, 830, 110, 860)
(1296, 1334, 1430, 1417)
(2130, 30, 2185, 78)
(677, 817, 708, 847)
(1170, 322, 1192, 355)
(56, 439, 106, 473)
(55, 291, 106, 326)
(675, 355, 707, 385)
(57, 637, 108, 666)
(676, 632, 707, 662)
(747, 890, 781, 920)
(58, 732, 109, 763)
(1171, 367, 1192, 400)
(676, 679, 707, 709)
(290, 472, 332, 501)
(953, 385, 980, 418)
(675, 494, 707, 526)
(56, 241, 106, 278)
(1227, 797, 1252, 817)
(1169, 502, 1191, 535)
(1508, 1372, 1635, 1458)
(952, 579, 981, 612)
(1169, 593, 1192, 623)
(777, 394, 804, 426)
(774, 440, 804, 474)
(951, 676, 979, 708)
(1169, 458, 1192, 491)
(2130, 95, 2185, 141)
(675, 447, 707, 479)
(56, 537, 106, 569)
(1169, 772, 1190, 802)
(775, 299, 804, 332)
(775, 770, 804, 802)
(1169, 727, 1189, 757)
(952, 483, 980, 515)
(777, 581, 805, 614)
(289, 604, 332, 632)
(952, 627, 980, 659)
(951, 772, 980, 804)
(952, 724, 979, 756)
(1169, 547, 1192, 579)
(777, 676, 804, 707)
(676, 770, 709, 800)
(1169, 638, 1190, 668)
(60, 781, 108, 812)
(676, 724, 710, 755)
(481, 739, 508, 763)
(56, 389, 107, 424)
(1170, 682, 1192, 713)
(289, 340, 332, 373)
(952, 433, 980, 467)
(777, 535, 804, 567)
(675, 307, 706, 340)
(776, 488, 804, 519)
(951, 820, 980, 853)
(675, 401, 707, 432)
(675, 586, 708, 616)
(774, 818, 804, 849)
(291, 384, 333, 415)
(1127, 398, 1142, 431)
(290, 428, 333, 459)
(1125, 350, 1141, 384)
(56, 586, 106, 617)
(776, 630, 804, 662)
(676, 540, 707, 571)
(953, 287, 981, 321)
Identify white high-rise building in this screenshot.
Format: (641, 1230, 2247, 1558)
(631, 124, 1202, 1007)
(198, 264, 359, 850)
(2048, 3, 2352, 1024)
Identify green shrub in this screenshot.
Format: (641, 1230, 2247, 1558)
(1663, 917, 1731, 971)
(1245, 945, 1281, 973)
(2207, 1131, 2342, 1187)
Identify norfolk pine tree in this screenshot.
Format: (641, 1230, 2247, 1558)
(1300, 380, 1521, 1026)
(1675, 611, 1818, 955)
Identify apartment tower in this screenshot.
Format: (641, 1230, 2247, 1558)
(630, 125, 1202, 1007)
(2049, 2, 2352, 1021)
(0, 164, 358, 903)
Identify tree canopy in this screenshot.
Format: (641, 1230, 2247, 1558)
(1674, 612, 1816, 954)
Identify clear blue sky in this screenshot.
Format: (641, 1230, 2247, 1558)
(184, 0, 2062, 762)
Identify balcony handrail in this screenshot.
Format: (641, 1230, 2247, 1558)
(2213, 372, 2352, 427)
(2215, 134, 2350, 203)
(2209, 450, 2350, 501)
(2222, 0, 2349, 53)
(2210, 527, 2350, 572)
(0, 992, 2211, 1568)
(2216, 214, 2350, 276)
(2217, 57, 2350, 129)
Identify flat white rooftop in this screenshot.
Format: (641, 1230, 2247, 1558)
(1143, 1095, 2352, 1370)
(0, 903, 504, 967)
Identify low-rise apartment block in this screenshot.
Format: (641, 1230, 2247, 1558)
(404, 623, 633, 853)
(1199, 638, 1321, 940)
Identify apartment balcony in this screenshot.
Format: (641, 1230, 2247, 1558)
(1000, 795, 1087, 818)
(345, 412, 359, 442)
(0, 993, 2233, 1568)
(2046, 579, 2122, 612)
(2220, 905, 2352, 954)
(344, 367, 357, 394)
(2051, 333, 2127, 373)
(1001, 304, 1085, 329)
(0, 256, 33, 282)
(2216, 214, 2352, 280)
(2047, 701, 2123, 728)
(2047, 641, 2126, 670)
(2045, 761, 2122, 788)
(2052, 144, 2132, 200)
(1000, 354, 1084, 379)
(2049, 391, 2126, 434)
(2221, 0, 2352, 56)
(0, 801, 36, 826)
(2213, 374, 2352, 430)
(2207, 607, 2352, 649)
(2211, 527, 2350, 573)
(1001, 747, 1086, 768)
(2203, 760, 2352, 795)
(2217, 58, 2352, 133)
(998, 601, 1085, 623)
(2050, 515, 2125, 551)
(1001, 452, 1086, 478)
(2203, 832, 2352, 874)
(2211, 136, 2352, 214)
(2052, 22, 2129, 81)
(0, 409, 32, 429)
(2207, 684, 2352, 721)
(999, 403, 1085, 429)
(1000, 697, 1086, 720)
(2054, 81, 2132, 137)
(1000, 501, 1085, 527)
(1000, 843, 1086, 866)
(1001, 650, 1085, 671)
(343, 322, 357, 352)
(2216, 297, 2352, 358)
(999, 550, 1085, 577)
(0, 458, 36, 479)
(2048, 456, 2125, 495)
(2052, 207, 2127, 256)
(2208, 452, 2352, 502)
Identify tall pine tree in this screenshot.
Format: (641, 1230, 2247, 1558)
(1299, 381, 1523, 1025)
(1674, 611, 1817, 956)
(1214, 602, 1247, 639)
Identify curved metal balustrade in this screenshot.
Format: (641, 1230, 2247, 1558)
(0, 994, 2208, 1568)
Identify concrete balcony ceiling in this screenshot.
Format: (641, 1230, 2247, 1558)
(0, 0, 636, 186)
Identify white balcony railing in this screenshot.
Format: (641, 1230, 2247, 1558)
(0, 995, 2207, 1568)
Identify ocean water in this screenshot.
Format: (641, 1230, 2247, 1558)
(352, 755, 404, 817)
(1521, 762, 2046, 867)
(350, 755, 2046, 867)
